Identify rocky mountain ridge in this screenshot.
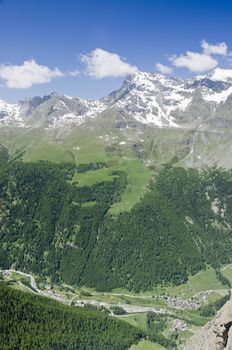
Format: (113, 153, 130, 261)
(2, 68, 232, 130)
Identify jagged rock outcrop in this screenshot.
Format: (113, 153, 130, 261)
(185, 296, 232, 350)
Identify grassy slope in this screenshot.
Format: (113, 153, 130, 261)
(220, 264, 232, 283)
(122, 314, 148, 332)
(0, 123, 191, 165)
(118, 316, 168, 350)
(159, 267, 224, 299)
(0, 124, 202, 215)
(74, 160, 152, 214)
(0, 127, 74, 163)
(112, 267, 224, 300)
(1, 125, 154, 215)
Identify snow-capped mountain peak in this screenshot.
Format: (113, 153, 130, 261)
(0, 99, 23, 126)
(2, 68, 232, 129)
(207, 68, 232, 82)
(103, 71, 192, 127)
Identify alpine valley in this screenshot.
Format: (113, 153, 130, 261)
(2, 68, 232, 350)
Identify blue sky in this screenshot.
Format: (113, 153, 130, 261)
(0, 0, 232, 102)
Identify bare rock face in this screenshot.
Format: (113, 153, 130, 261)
(226, 326, 232, 349)
(185, 297, 232, 350)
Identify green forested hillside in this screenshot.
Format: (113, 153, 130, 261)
(84, 166, 232, 291)
(0, 284, 142, 350)
(0, 161, 232, 291)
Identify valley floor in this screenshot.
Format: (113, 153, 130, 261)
(2, 264, 232, 349)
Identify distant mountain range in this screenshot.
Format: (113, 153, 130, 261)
(2, 68, 232, 169)
(2, 68, 232, 130)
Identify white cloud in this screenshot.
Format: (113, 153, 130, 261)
(170, 51, 218, 72)
(201, 39, 228, 56)
(156, 63, 173, 75)
(68, 70, 80, 77)
(80, 48, 138, 78)
(168, 39, 231, 73)
(0, 60, 64, 89)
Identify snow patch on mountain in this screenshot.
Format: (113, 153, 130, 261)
(204, 86, 232, 103)
(2, 68, 232, 129)
(0, 99, 23, 126)
(207, 68, 232, 82)
(109, 71, 193, 127)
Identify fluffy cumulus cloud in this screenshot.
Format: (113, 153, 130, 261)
(170, 51, 218, 72)
(201, 39, 228, 56)
(80, 48, 138, 78)
(167, 40, 231, 73)
(0, 60, 64, 88)
(156, 62, 173, 74)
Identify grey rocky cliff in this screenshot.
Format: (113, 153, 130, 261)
(185, 296, 232, 350)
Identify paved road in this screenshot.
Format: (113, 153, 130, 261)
(0, 269, 171, 315)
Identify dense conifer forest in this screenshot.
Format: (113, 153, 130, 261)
(1, 160, 232, 291)
(0, 283, 142, 350)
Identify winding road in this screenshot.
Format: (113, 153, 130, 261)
(0, 269, 171, 315)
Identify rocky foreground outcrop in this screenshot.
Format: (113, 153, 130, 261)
(185, 296, 232, 350)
